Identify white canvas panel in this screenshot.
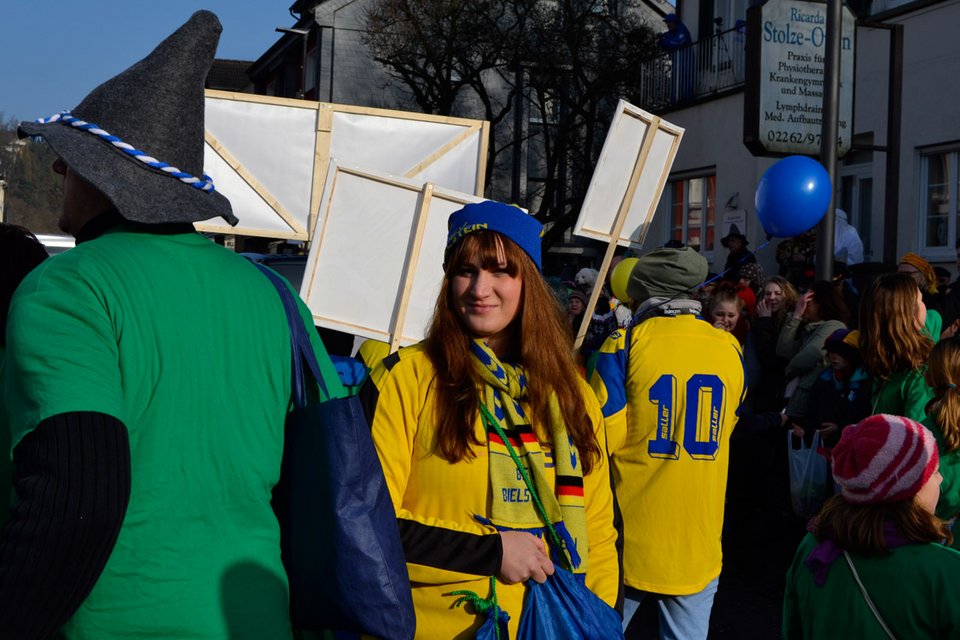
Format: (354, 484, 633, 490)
(399, 193, 473, 344)
(201, 149, 299, 235)
(574, 100, 683, 249)
(195, 92, 488, 240)
(203, 98, 317, 229)
(305, 172, 415, 339)
(301, 163, 485, 346)
(408, 129, 484, 196)
(329, 111, 476, 179)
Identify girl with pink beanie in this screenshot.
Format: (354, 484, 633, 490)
(783, 414, 960, 638)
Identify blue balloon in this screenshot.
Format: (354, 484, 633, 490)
(754, 156, 832, 238)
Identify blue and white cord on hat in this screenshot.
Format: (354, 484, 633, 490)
(35, 112, 216, 193)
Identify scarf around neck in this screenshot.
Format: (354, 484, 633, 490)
(804, 520, 912, 586)
(470, 339, 588, 573)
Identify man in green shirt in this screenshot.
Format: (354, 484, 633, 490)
(0, 11, 344, 639)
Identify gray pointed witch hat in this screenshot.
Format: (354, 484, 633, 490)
(18, 10, 237, 226)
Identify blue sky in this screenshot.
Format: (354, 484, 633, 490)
(1, 2, 297, 123)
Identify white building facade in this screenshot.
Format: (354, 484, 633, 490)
(641, 0, 960, 277)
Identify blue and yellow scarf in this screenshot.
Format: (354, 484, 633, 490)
(471, 339, 588, 573)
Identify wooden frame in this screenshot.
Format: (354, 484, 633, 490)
(571, 100, 684, 348)
(301, 162, 486, 349)
(195, 90, 490, 240)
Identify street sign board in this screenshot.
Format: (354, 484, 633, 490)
(743, 0, 856, 157)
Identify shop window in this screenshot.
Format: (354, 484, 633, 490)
(667, 174, 716, 254)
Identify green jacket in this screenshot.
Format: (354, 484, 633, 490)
(922, 415, 960, 532)
(784, 533, 960, 639)
(871, 368, 934, 423)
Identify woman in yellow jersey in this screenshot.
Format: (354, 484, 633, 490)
(361, 201, 619, 638)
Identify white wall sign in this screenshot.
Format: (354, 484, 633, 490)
(721, 209, 748, 238)
(744, 0, 856, 157)
(196, 90, 489, 239)
(300, 162, 493, 350)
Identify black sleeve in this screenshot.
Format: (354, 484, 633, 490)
(0, 412, 131, 639)
(811, 377, 839, 431)
(734, 410, 786, 436)
(752, 317, 782, 371)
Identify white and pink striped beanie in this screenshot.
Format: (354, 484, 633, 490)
(831, 414, 939, 504)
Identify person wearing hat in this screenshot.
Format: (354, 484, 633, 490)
(362, 201, 619, 637)
(783, 414, 960, 638)
(721, 223, 756, 276)
(566, 289, 588, 331)
(807, 328, 871, 449)
(0, 12, 346, 638)
(899, 251, 944, 339)
(659, 13, 692, 51)
(589, 246, 745, 639)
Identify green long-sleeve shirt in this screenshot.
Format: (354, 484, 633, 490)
(871, 367, 934, 423)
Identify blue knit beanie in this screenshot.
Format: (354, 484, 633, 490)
(446, 201, 543, 271)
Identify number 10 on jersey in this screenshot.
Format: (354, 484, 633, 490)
(647, 374, 725, 460)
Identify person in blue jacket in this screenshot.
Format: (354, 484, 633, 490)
(660, 13, 695, 102)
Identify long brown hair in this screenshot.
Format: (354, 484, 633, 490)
(859, 273, 933, 380)
(424, 231, 601, 473)
(925, 337, 960, 453)
(812, 494, 952, 556)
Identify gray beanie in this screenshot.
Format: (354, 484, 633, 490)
(626, 246, 708, 302)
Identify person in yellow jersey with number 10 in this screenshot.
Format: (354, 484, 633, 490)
(589, 246, 746, 639)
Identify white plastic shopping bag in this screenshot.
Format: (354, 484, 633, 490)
(788, 431, 829, 519)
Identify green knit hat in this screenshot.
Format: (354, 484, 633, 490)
(626, 246, 708, 302)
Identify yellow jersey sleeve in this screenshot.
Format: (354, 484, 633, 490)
(366, 346, 502, 586)
(579, 377, 622, 609)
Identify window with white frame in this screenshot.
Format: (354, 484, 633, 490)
(919, 147, 959, 257)
(666, 173, 716, 254)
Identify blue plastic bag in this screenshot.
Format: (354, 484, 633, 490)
(475, 606, 511, 640)
(452, 578, 511, 640)
(257, 265, 416, 639)
(517, 567, 623, 640)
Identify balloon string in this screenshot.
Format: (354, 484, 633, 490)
(697, 240, 770, 290)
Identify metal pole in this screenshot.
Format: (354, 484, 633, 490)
(883, 24, 903, 265)
(815, 0, 843, 282)
(511, 63, 524, 203)
(329, 26, 336, 103)
(300, 31, 308, 100)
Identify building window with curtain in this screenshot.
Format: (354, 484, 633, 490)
(667, 173, 716, 254)
(919, 148, 957, 257)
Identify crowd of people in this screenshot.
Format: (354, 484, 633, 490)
(3, 9, 960, 640)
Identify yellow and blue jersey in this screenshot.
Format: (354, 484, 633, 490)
(590, 314, 746, 595)
(362, 344, 620, 638)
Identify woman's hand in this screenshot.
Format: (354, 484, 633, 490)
(788, 421, 805, 437)
(756, 298, 772, 318)
(793, 291, 813, 320)
(498, 531, 555, 584)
